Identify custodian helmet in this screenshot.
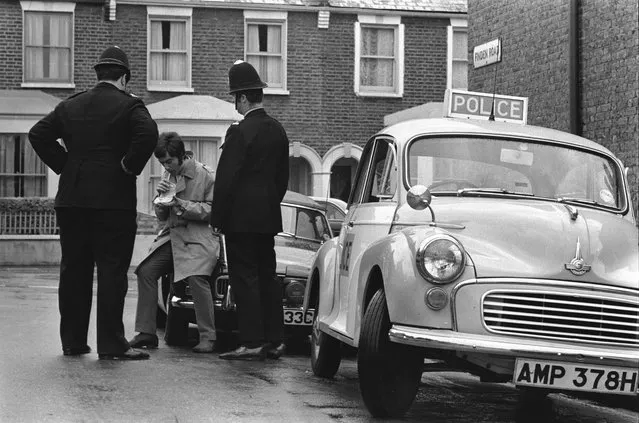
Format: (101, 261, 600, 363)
(94, 46, 131, 81)
(228, 60, 268, 94)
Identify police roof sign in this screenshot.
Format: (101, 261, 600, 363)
(444, 89, 528, 124)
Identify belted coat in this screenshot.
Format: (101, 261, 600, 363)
(137, 158, 219, 282)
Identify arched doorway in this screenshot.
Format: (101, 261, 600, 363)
(330, 157, 358, 202)
(288, 156, 312, 195)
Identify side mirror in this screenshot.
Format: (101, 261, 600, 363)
(407, 185, 432, 210)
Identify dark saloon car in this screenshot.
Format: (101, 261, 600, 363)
(159, 191, 332, 346)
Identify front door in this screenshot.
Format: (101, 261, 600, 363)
(330, 137, 398, 338)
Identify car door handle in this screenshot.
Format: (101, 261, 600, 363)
(347, 221, 354, 228)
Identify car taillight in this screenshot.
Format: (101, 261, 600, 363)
(284, 279, 305, 307)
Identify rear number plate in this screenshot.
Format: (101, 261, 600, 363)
(283, 308, 314, 326)
(514, 359, 639, 395)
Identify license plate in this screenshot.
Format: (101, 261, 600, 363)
(514, 358, 639, 395)
(283, 308, 314, 326)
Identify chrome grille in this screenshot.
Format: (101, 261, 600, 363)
(482, 291, 639, 347)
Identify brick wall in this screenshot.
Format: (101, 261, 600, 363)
(580, 0, 638, 210)
(468, 0, 638, 213)
(0, 1, 25, 89)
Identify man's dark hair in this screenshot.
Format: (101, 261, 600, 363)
(236, 89, 263, 104)
(95, 64, 129, 82)
(154, 132, 186, 161)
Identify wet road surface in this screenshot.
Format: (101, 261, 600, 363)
(0, 267, 637, 422)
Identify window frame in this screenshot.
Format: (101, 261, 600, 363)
(20, 1, 75, 89)
(447, 18, 468, 91)
(244, 10, 289, 96)
(0, 134, 48, 198)
(146, 6, 194, 93)
(354, 15, 404, 98)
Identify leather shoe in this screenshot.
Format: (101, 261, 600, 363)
(265, 342, 286, 359)
(128, 333, 159, 349)
(98, 348, 150, 361)
(219, 345, 265, 361)
(193, 340, 216, 353)
(63, 345, 91, 356)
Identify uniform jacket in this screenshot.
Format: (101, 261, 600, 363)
(28, 82, 158, 210)
(138, 158, 219, 282)
(210, 108, 289, 234)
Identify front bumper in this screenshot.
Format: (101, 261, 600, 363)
(389, 324, 639, 368)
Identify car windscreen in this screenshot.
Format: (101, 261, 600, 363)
(407, 136, 626, 211)
(281, 205, 332, 242)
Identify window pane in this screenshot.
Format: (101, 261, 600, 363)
(453, 30, 467, 60)
(247, 24, 281, 54)
(361, 27, 394, 57)
(0, 135, 46, 197)
(150, 52, 186, 82)
(360, 58, 394, 87)
(452, 61, 468, 89)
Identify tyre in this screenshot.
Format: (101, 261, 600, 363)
(358, 289, 424, 418)
(310, 292, 341, 378)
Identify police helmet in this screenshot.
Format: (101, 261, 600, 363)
(228, 60, 268, 94)
(94, 46, 131, 81)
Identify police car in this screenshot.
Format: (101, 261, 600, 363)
(303, 89, 639, 417)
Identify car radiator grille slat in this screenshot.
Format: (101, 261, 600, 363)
(482, 291, 639, 347)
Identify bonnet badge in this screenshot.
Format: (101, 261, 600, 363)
(565, 237, 591, 276)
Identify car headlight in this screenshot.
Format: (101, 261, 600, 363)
(416, 235, 466, 284)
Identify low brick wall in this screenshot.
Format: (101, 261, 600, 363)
(0, 234, 155, 266)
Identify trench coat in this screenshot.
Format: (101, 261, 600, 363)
(137, 158, 218, 282)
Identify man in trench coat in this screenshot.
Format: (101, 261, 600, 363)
(129, 132, 219, 353)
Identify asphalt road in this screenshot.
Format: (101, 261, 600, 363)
(0, 267, 637, 423)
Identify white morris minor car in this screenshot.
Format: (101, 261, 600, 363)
(304, 91, 639, 417)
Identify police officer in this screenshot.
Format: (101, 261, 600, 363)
(212, 61, 289, 361)
(29, 46, 158, 360)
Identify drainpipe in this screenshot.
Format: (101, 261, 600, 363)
(569, 0, 580, 135)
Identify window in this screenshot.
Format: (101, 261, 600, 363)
(244, 11, 288, 95)
(354, 15, 404, 97)
(349, 137, 397, 205)
(147, 6, 192, 92)
(20, 1, 75, 88)
(0, 135, 47, 197)
(448, 19, 468, 90)
(147, 137, 218, 210)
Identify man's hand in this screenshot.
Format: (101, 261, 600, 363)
(156, 180, 175, 195)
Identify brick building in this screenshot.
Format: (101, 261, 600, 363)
(0, 0, 468, 216)
(467, 0, 638, 212)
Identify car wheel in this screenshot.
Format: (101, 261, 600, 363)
(358, 289, 424, 418)
(310, 294, 341, 378)
(164, 299, 189, 346)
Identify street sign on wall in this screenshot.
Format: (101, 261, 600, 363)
(473, 38, 502, 69)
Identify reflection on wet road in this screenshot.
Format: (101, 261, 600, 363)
(1, 267, 637, 422)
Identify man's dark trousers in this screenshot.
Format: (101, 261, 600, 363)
(56, 207, 137, 355)
(225, 232, 283, 348)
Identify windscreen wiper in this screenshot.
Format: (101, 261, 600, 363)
(457, 188, 536, 197)
(556, 197, 614, 209)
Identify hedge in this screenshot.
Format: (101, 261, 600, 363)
(0, 197, 55, 212)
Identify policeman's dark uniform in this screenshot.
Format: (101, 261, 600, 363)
(210, 61, 289, 353)
(28, 46, 158, 357)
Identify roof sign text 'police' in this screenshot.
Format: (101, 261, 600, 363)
(445, 89, 528, 124)
(473, 38, 502, 69)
